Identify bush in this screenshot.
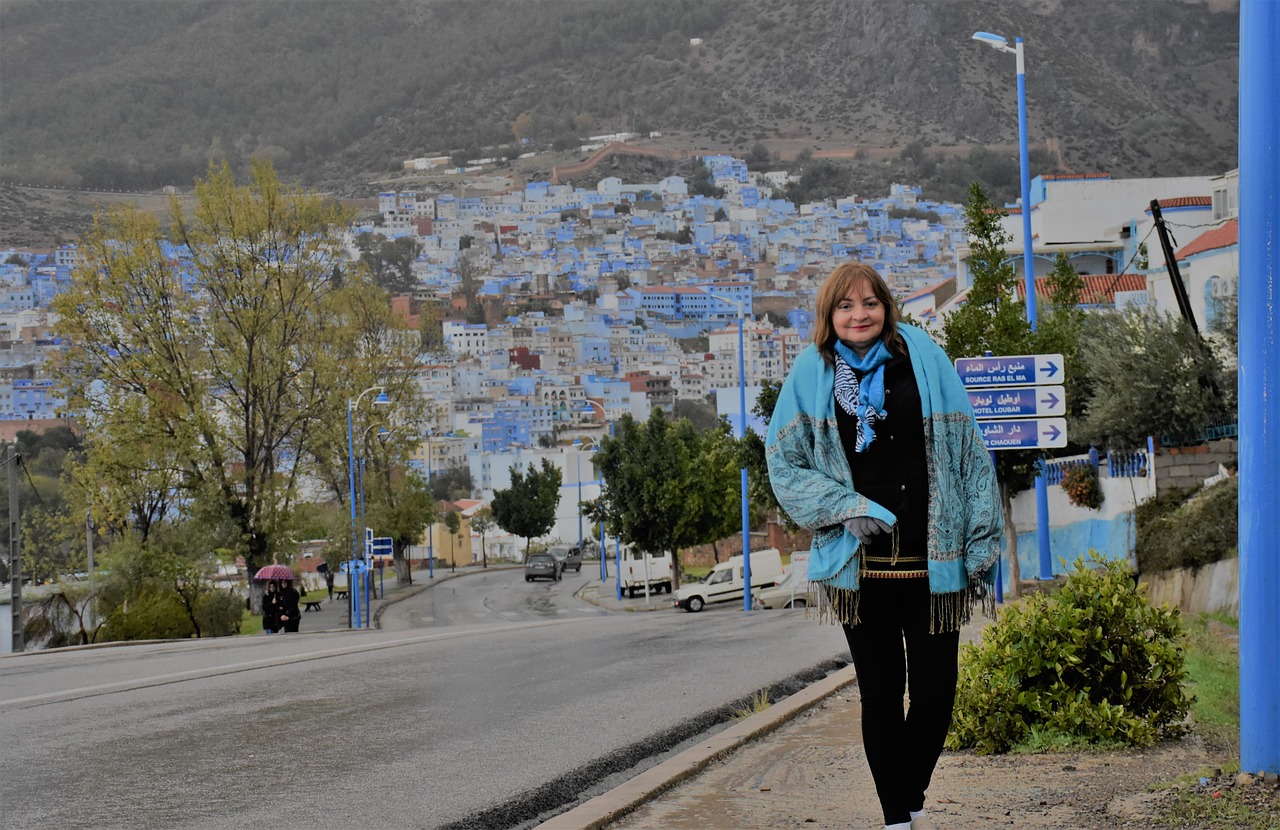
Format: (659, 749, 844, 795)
(1061, 463, 1103, 509)
(1135, 477, 1237, 573)
(947, 554, 1191, 755)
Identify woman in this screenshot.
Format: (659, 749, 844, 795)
(261, 580, 281, 635)
(766, 262, 1002, 830)
(277, 580, 301, 633)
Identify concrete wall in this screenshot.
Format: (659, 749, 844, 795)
(1008, 468, 1155, 585)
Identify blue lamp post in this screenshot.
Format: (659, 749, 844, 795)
(571, 438, 586, 553)
(423, 431, 451, 579)
(974, 30, 1053, 582)
(972, 31, 1037, 329)
(708, 292, 752, 612)
(582, 399, 618, 589)
(347, 386, 389, 628)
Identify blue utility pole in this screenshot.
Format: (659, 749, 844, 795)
(973, 30, 1052, 581)
(1238, 0, 1279, 775)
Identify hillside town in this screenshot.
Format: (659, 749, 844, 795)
(0, 152, 1242, 562)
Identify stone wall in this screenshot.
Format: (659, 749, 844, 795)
(1153, 437, 1237, 493)
(1141, 556, 1238, 618)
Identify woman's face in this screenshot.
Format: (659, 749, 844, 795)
(831, 279, 885, 354)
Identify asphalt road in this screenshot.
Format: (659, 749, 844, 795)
(0, 567, 849, 830)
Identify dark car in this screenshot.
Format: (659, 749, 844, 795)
(549, 544, 583, 573)
(524, 553, 561, 582)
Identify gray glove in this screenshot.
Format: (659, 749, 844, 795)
(843, 516, 892, 544)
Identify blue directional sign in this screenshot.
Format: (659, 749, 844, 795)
(368, 536, 393, 556)
(955, 354, 1064, 387)
(968, 385, 1066, 418)
(979, 418, 1068, 449)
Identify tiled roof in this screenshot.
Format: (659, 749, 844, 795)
(1151, 196, 1212, 210)
(904, 277, 954, 301)
(1175, 219, 1238, 260)
(1015, 273, 1146, 305)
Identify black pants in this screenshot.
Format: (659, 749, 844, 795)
(841, 578, 960, 826)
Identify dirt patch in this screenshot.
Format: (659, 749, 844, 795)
(606, 690, 1273, 830)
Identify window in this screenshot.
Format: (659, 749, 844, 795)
(1213, 186, 1237, 222)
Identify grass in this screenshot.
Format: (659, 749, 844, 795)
(239, 609, 263, 636)
(732, 690, 771, 721)
(1181, 613, 1240, 754)
(1154, 786, 1276, 830)
(1146, 614, 1275, 830)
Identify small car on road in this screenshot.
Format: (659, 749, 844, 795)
(548, 544, 583, 573)
(524, 553, 561, 582)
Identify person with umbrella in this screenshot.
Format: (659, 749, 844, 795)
(278, 580, 301, 633)
(261, 580, 281, 634)
(254, 564, 296, 634)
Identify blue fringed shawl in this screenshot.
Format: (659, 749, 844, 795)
(765, 325, 1002, 630)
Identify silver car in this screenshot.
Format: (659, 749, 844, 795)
(524, 553, 561, 582)
(548, 544, 583, 573)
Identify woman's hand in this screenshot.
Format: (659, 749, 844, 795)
(843, 516, 891, 543)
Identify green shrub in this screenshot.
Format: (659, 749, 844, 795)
(1136, 477, 1237, 573)
(196, 590, 246, 637)
(947, 554, 1192, 755)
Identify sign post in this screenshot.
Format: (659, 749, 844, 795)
(959, 353, 1068, 586)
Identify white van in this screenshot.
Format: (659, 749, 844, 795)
(619, 547, 673, 597)
(673, 548, 784, 612)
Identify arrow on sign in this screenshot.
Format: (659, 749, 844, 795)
(1043, 422, 1062, 442)
(1040, 391, 1060, 408)
(1042, 360, 1060, 379)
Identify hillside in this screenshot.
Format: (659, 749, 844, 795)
(0, 0, 1238, 199)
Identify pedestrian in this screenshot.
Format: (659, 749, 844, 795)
(277, 579, 301, 633)
(261, 580, 281, 635)
(765, 262, 1002, 830)
(325, 569, 335, 600)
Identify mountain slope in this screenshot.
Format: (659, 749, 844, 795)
(0, 0, 1238, 191)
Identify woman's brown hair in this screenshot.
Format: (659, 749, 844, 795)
(812, 262, 905, 364)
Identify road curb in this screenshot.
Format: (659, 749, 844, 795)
(531, 663, 860, 830)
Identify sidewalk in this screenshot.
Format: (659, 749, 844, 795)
(533, 615, 989, 830)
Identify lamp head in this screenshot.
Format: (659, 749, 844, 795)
(972, 31, 1008, 49)
(373, 391, 391, 406)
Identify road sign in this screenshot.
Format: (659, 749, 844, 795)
(955, 353, 1063, 387)
(968, 385, 1066, 418)
(978, 418, 1068, 449)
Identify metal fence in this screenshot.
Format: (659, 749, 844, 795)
(1043, 447, 1150, 485)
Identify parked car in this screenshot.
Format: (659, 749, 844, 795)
(754, 567, 808, 609)
(524, 553, 561, 582)
(548, 544, 583, 573)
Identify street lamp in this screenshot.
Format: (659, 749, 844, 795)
(974, 30, 1053, 582)
(423, 431, 451, 579)
(707, 291, 752, 612)
(582, 399, 617, 588)
(571, 437, 587, 554)
(972, 31, 1037, 329)
(347, 386, 389, 628)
